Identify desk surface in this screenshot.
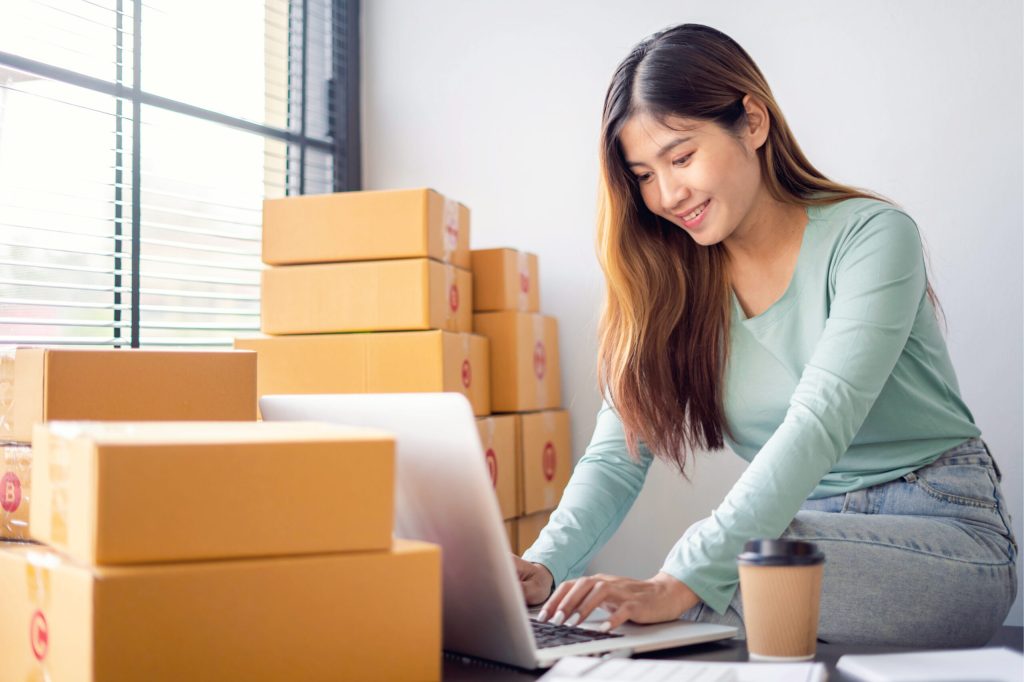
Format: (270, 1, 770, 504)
(443, 625, 1024, 680)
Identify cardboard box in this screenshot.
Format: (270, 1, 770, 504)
(470, 248, 540, 312)
(263, 187, 470, 269)
(0, 538, 440, 682)
(472, 312, 561, 412)
(0, 348, 13, 440)
(516, 510, 552, 556)
(30, 421, 395, 565)
(261, 258, 473, 335)
(476, 415, 518, 519)
(1, 444, 30, 540)
(505, 519, 517, 555)
(235, 330, 490, 416)
(9, 348, 257, 443)
(519, 410, 572, 515)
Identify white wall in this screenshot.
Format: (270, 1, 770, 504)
(362, 0, 1023, 626)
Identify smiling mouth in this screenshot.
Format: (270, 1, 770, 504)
(679, 200, 709, 222)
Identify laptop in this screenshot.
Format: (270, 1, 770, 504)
(260, 392, 737, 669)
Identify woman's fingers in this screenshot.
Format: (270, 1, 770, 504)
(599, 599, 636, 632)
(568, 579, 613, 627)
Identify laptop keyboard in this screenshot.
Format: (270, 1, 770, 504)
(530, 618, 625, 649)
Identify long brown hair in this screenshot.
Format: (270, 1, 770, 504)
(597, 24, 922, 475)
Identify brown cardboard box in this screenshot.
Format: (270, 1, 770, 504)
(9, 348, 257, 443)
(0, 349, 13, 440)
(369, 331, 490, 416)
(516, 510, 552, 556)
(476, 415, 518, 519)
(470, 248, 540, 312)
(505, 519, 518, 554)
(0, 538, 440, 682)
(1, 444, 30, 540)
(263, 187, 470, 269)
(261, 258, 473, 335)
(235, 330, 490, 417)
(473, 312, 561, 412)
(30, 421, 395, 565)
(519, 410, 572, 515)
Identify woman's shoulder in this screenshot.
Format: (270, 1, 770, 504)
(810, 195, 913, 227)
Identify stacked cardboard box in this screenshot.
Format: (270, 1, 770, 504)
(471, 249, 571, 555)
(237, 188, 491, 417)
(0, 347, 257, 542)
(1, 420, 441, 681)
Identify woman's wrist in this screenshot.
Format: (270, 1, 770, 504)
(649, 571, 700, 615)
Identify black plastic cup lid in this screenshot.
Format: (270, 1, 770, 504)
(737, 539, 825, 566)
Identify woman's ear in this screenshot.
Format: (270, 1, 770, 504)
(740, 94, 770, 151)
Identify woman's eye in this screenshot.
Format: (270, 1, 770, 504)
(673, 154, 693, 166)
(635, 172, 653, 184)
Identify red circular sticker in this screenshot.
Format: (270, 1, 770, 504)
(449, 284, 460, 313)
(533, 341, 546, 380)
(1, 471, 21, 513)
(520, 272, 530, 294)
(461, 359, 472, 388)
(30, 610, 48, 662)
(542, 442, 556, 482)
(485, 449, 498, 488)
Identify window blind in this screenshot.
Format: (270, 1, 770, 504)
(0, 0, 356, 348)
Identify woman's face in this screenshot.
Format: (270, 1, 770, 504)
(618, 105, 766, 247)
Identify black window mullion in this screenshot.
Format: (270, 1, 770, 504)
(131, 0, 141, 347)
(113, 0, 125, 347)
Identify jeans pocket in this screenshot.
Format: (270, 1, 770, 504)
(901, 452, 998, 510)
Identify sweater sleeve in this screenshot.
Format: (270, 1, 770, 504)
(661, 208, 928, 614)
(521, 399, 653, 585)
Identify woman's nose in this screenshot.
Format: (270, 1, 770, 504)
(659, 176, 689, 215)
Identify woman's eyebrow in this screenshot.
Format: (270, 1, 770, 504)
(625, 136, 693, 168)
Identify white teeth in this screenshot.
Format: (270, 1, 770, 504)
(684, 200, 708, 221)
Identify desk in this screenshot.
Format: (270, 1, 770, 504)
(443, 625, 1023, 680)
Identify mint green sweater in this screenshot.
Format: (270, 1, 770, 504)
(522, 198, 980, 614)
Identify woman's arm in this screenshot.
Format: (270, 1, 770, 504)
(664, 207, 929, 614)
(521, 399, 654, 588)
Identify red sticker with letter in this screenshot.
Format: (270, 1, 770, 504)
(533, 341, 546, 380)
(461, 359, 472, 388)
(485, 449, 498, 488)
(542, 442, 556, 482)
(2, 472, 21, 512)
(449, 284, 459, 313)
(30, 610, 48, 662)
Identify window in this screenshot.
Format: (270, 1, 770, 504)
(0, 0, 359, 347)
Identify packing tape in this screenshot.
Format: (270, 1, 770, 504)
(460, 333, 472, 392)
(532, 315, 546, 409)
(517, 251, 530, 310)
(445, 265, 460, 329)
(25, 547, 59, 678)
(0, 347, 15, 440)
(443, 198, 459, 263)
(47, 433, 72, 548)
(2, 443, 32, 539)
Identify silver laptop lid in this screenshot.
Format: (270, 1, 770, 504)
(259, 392, 539, 668)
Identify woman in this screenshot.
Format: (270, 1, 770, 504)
(512, 23, 1017, 647)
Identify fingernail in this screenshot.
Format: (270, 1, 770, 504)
(599, 621, 612, 632)
(551, 610, 566, 626)
(565, 613, 581, 627)
(537, 609, 549, 623)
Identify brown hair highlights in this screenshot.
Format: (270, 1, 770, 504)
(597, 24, 886, 475)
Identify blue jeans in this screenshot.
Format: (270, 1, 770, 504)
(683, 437, 1019, 646)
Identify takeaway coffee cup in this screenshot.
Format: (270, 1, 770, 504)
(737, 539, 825, 661)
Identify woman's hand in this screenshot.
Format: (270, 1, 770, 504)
(538, 571, 700, 632)
(513, 554, 555, 606)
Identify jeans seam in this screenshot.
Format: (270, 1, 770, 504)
(799, 535, 1015, 567)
